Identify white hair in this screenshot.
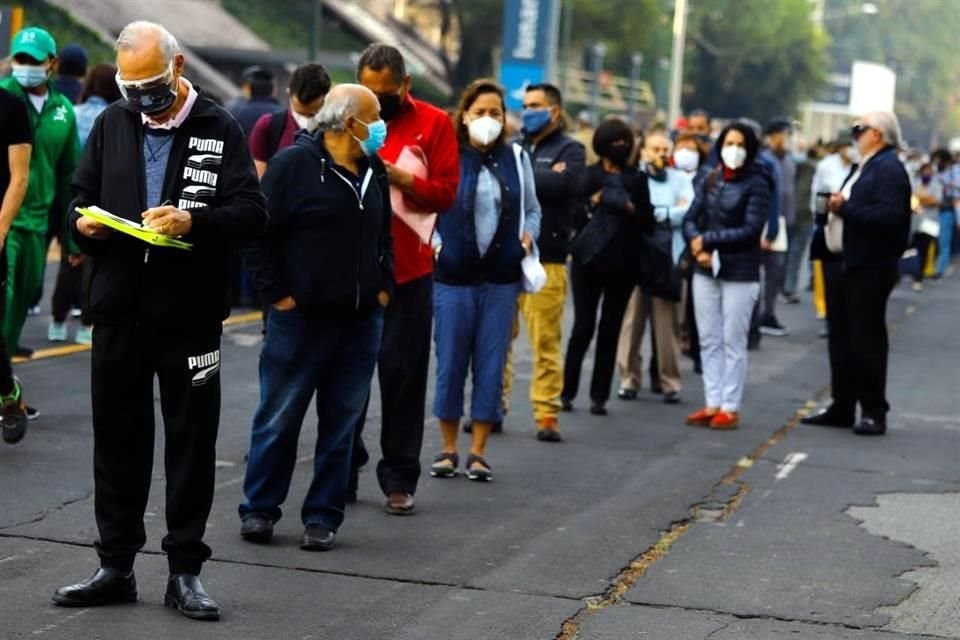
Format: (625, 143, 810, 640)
(315, 85, 377, 132)
(116, 21, 180, 65)
(864, 111, 902, 148)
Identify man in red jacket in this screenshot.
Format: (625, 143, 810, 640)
(354, 44, 459, 515)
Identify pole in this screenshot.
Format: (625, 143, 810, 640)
(628, 52, 643, 124)
(309, 0, 320, 61)
(590, 42, 607, 124)
(560, 0, 574, 95)
(667, 0, 688, 127)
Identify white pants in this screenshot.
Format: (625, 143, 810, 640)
(692, 273, 760, 412)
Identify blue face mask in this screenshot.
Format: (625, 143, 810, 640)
(352, 117, 388, 156)
(522, 108, 552, 135)
(11, 64, 49, 88)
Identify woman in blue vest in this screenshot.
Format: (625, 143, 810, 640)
(429, 79, 541, 482)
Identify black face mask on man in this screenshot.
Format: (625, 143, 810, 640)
(378, 93, 403, 122)
(116, 63, 178, 115)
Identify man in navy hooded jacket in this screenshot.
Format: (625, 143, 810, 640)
(239, 84, 394, 552)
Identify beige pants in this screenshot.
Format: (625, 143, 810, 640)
(616, 287, 683, 393)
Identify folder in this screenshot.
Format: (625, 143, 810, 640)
(76, 206, 193, 251)
(391, 145, 435, 245)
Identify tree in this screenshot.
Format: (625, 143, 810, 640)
(824, 0, 960, 146)
(438, 0, 661, 99)
(684, 0, 826, 122)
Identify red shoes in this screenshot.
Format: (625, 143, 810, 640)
(686, 408, 739, 429)
(709, 411, 739, 430)
(686, 407, 718, 426)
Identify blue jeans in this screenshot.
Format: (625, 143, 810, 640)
(240, 307, 383, 531)
(433, 281, 519, 423)
(937, 210, 956, 276)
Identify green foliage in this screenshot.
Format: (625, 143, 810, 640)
(220, 0, 366, 51)
(824, 0, 960, 145)
(18, 0, 114, 66)
(684, 0, 826, 122)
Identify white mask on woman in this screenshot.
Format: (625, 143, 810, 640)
(467, 116, 503, 146)
(721, 145, 747, 170)
(673, 147, 700, 172)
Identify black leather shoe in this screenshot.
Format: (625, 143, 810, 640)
(590, 402, 608, 416)
(53, 568, 137, 607)
(801, 407, 855, 428)
(854, 417, 887, 436)
(240, 513, 273, 544)
(561, 397, 573, 412)
(165, 574, 220, 621)
(663, 391, 680, 405)
(617, 388, 637, 401)
(300, 524, 336, 551)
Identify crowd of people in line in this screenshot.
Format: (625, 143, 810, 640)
(0, 19, 955, 621)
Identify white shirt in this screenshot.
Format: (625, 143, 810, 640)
(28, 93, 46, 114)
(809, 153, 852, 212)
(840, 150, 877, 200)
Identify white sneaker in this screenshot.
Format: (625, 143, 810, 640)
(48, 322, 68, 342)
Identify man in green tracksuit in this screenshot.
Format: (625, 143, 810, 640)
(0, 27, 80, 356)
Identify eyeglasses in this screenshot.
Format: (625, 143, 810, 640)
(851, 123, 873, 139)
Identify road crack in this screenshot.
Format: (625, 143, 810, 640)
(0, 490, 92, 531)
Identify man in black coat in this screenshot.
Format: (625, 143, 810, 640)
(802, 111, 911, 436)
(55, 21, 268, 619)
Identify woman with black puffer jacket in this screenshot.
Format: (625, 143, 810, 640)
(682, 123, 771, 430)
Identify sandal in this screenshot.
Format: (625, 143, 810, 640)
(465, 454, 493, 482)
(430, 452, 459, 478)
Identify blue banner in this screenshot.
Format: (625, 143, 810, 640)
(499, 0, 560, 111)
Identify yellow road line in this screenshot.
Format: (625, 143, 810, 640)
(14, 311, 263, 364)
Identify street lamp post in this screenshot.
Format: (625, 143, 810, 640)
(667, 0, 688, 128)
(590, 42, 607, 124)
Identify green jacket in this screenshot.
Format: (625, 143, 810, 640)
(0, 77, 80, 241)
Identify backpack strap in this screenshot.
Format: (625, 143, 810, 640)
(265, 110, 288, 160)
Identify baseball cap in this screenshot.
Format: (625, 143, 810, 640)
(11, 27, 58, 62)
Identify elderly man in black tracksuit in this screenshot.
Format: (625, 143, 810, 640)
(54, 22, 267, 620)
(802, 111, 911, 436)
(500, 83, 585, 442)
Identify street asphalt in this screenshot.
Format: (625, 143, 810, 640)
(1, 260, 958, 639)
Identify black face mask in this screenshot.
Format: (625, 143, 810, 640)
(378, 93, 403, 121)
(604, 144, 632, 167)
(125, 83, 177, 115)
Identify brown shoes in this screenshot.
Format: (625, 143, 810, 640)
(385, 492, 415, 516)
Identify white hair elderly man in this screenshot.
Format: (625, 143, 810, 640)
(802, 111, 911, 436)
(54, 21, 267, 620)
(239, 84, 394, 553)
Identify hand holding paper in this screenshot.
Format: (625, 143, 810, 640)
(391, 145, 436, 245)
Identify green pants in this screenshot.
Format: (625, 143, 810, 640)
(3, 228, 46, 352)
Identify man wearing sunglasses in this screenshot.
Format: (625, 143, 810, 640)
(802, 112, 911, 437)
(54, 21, 267, 620)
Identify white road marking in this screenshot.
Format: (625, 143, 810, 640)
(775, 452, 808, 480)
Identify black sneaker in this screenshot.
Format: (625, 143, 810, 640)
(25, 406, 39, 421)
(0, 380, 27, 444)
(759, 316, 789, 337)
(14, 346, 33, 359)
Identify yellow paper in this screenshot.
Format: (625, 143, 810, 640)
(76, 206, 193, 251)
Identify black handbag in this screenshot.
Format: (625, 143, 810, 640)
(639, 208, 684, 302)
(571, 204, 621, 267)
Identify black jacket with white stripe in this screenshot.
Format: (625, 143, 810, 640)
(69, 96, 268, 329)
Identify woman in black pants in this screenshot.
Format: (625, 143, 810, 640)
(562, 119, 654, 415)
